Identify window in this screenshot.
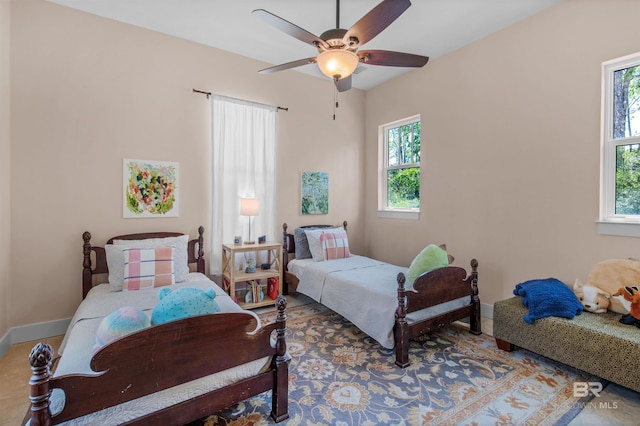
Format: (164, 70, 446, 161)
(211, 95, 277, 272)
(599, 52, 640, 236)
(378, 115, 421, 219)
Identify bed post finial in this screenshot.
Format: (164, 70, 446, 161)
(470, 258, 479, 295)
(198, 225, 205, 262)
(282, 223, 288, 249)
(82, 232, 93, 299)
(29, 342, 53, 425)
(82, 231, 91, 268)
(395, 273, 410, 368)
(272, 295, 289, 422)
(343, 220, 347, 230)
(275, 295, 287, 357)
(396, 273, 407, 320)
(469, 258, 481, 335)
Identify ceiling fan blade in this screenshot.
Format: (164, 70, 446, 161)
(258, 57, 317, 75)
(343, 0, 411, 47)
(335, 75, 352, 92)
(358, 50, 429, 67)
(253, 9, 329, 49)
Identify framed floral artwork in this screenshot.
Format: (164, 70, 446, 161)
(123, 159, 179, 218)
(301, 171, 328, 215)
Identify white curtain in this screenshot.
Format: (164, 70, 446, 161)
(210, 95, 277, 274)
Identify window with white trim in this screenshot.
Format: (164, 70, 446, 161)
(378, 115, 421, 219)
(599, 52, 640, 236)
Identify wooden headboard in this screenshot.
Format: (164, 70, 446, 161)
(82, 226, 205, 298)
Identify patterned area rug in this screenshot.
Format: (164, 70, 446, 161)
(198, 303, 599, 426)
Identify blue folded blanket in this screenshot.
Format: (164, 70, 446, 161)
(514, 278, 583, 324)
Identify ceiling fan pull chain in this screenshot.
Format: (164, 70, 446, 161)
(333, 82, 340, 120)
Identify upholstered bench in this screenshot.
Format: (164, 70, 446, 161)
(493, 296, 640, 393)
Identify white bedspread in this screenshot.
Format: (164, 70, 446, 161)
(44, 273, 270, 426)
(290, 256, 468, 349)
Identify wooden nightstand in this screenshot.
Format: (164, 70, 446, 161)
(221, 242, 282, 309)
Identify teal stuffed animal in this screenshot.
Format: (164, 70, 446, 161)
(151, 287, 221, 325)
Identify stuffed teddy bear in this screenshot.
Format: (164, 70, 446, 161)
(576, 258, 640, 314)
(151, 287, 221, 325)
(573, 279, 610, 313)
(612, 286, 640, 327)
(94, 306, 150, 353)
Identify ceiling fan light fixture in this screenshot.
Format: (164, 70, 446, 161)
(316, 49, 359, 80)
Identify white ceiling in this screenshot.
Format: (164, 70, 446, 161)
(46, 0, 564, 91)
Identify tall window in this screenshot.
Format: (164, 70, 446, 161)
(600, 52, 640, 236)
(378, 115, 421, 219)
(210, 96, 277, 272)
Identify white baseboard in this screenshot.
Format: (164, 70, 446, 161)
(481, 302, 493, 320)
(0, 317, 71, 360)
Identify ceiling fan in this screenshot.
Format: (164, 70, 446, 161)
(253, 0, 429, 92)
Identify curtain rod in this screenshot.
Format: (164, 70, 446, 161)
(192, 89, 288, 112)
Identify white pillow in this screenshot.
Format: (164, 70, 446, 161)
(106, 235, 189, 291)
(105, 244, 127, 291)
(305, 227, 345, 262)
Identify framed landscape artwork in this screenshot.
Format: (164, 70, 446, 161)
(123, 159, 179, 218)
(301, 171, 328, 215)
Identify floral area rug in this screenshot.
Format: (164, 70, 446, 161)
(197, 303, 599, 426)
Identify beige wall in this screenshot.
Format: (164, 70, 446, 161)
(1, 0, 11, 337)
(8, 0, 640, 336)
(6, 0, 365, 332)
(365, 0, 640, 307)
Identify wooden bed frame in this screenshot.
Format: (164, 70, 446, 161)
(282, 222, 481, 368)
(27, 227, 289, 425)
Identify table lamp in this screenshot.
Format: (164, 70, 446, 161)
(240, 197, 259, 244)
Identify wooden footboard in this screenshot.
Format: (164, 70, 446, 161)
(394, 259, 480, 368)
(28, 296, 289, 425)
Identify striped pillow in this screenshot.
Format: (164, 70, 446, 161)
(320, 231, 351, 260)
(123, 246, 175, 291)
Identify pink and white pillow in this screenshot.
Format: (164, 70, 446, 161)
(123, 246, 175, 291)
(306, 227, 351, 261)
(320, 230, 351, 260)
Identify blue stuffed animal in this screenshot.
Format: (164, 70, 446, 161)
(151, 287, 221, 325)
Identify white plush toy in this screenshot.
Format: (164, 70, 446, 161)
(573, 279, 610, 313)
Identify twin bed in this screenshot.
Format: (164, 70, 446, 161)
(27, 227, 289, 425)
(282, 222, 482, 367)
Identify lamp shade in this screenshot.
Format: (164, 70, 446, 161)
(316, 49, 359, 80)
(240, 198, 260, 216)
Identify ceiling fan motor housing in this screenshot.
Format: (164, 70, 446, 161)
(318, 28, 358, 50)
